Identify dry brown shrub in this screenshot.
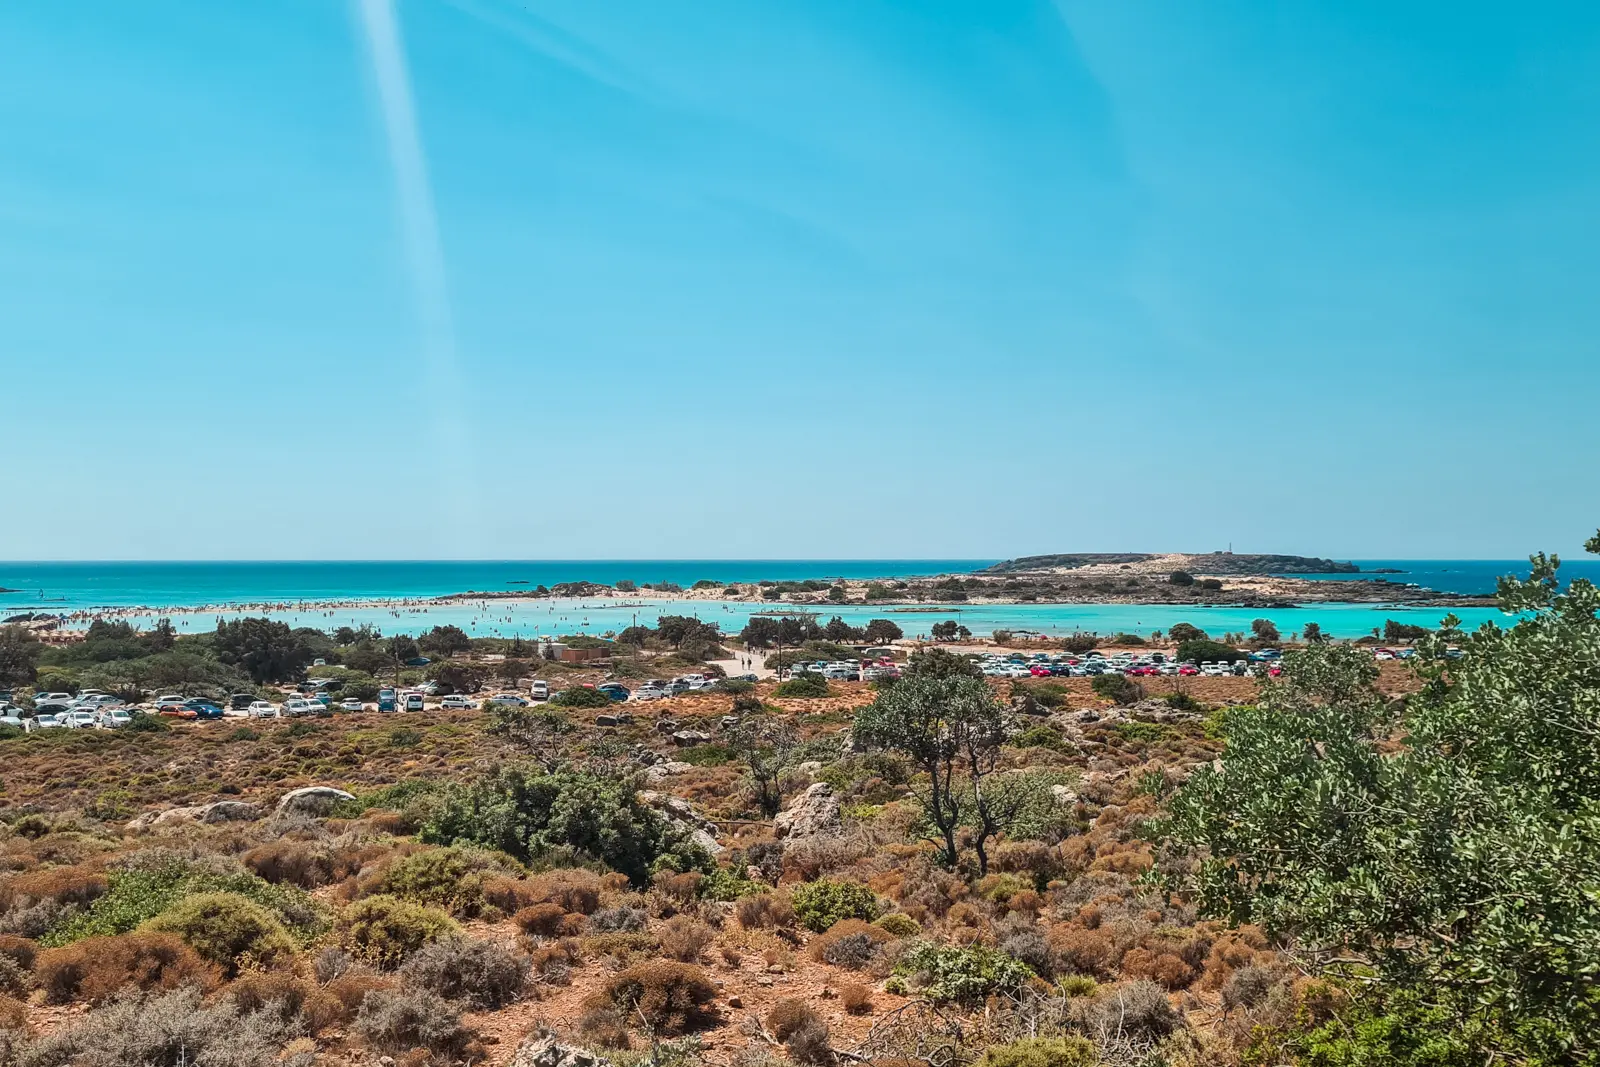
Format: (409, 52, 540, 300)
(767, 997, 821, 1041)
(3, 866, 107, 908)
(582, 931, 661, 968)
(808, 919, 891, 969)
(1200, 927, 1269, 990)
(482, 876, 538, 914)
(1120, 948, 1197, 991)
(787, 1017, 834, 1066)
(1076, 905, 1102, 930)
(363, 810, 411, 835)
(324, 972, 396, 1020)
(783, 836, 868, 881)
(1088, 847, 1153, 876)
(595, 960, 717, 1036)
(0, 994, 26, 1033)
(527, 940, 580, 986)
(992, 841, 1065, 883)
(601, 872, 631, 894)
(0, 935, 37, 972)
(736, 893, 794, 930)
(229, 971, 343, 1034)
(840, 982, 874, 1014)
(659, 915, 714, 963)
(1049, 928, 1118, 979)
(653, 871, 703, 907)
(35, 932, 220, 1005)
(526, 869, 603, 915)
(579, 1005, 632, 1050)
(515, 903, 570, 938)
(241, 841, 338, 888)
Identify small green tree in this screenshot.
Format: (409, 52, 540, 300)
(0, 625, 42, 687)
(1250, 618, 1281, 644)
(734, 717, 798, 818)
(853, 674, 1010, 873)
(1161, 534, 1600, 1063)
(864, 619, 904, 644)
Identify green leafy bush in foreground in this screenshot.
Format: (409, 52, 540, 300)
(977, 1037, 1096, 1067)
(790, 879, 881, 933)
(892, 941, 1035, 1005)
(42, 851, 327, 948)
(1163, 534, 1600, 1065)
(420, 767, 709, 885)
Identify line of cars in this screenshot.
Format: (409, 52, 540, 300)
(977, 650, 1275, 678)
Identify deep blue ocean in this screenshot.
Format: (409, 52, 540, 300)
(1, 558, 1588, 641)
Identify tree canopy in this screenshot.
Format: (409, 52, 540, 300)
(1161, 537, 1600, 1064)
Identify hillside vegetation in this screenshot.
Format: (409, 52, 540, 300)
(0, 537, 1590, 1067)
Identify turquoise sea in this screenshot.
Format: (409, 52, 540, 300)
(0, 559, 1578, 641)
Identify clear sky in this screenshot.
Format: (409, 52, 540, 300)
(3, 1, 1597, 561)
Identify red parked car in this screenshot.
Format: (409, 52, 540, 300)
(1177, 664, 1200, 676)
(1029, 665, 1053, 677)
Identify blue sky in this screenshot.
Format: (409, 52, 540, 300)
(2, 0, 1597, 561)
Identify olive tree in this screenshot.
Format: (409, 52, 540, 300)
(853, 674, 1011, 873)
(1162, 536, 1600, 1062)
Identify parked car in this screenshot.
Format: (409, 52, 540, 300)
(440, 694, 475, 709)
(529, 680, 550, 701)
(487, 693, 527, 707)
(282, 698, 321, 717)
(247, 700, 279, 718)
(633, 686, 666, 701)
(184, 698, 225, 719)
(63, 709, 98, 729)
(596, 683, 630, 702)
(377, 688, 397, 712)
(158, 705, 198, 719)
(99, 708, 132, 728)
(30, 713, 65, 730)
(1177, 664, 1200, 676)
(399, 692, 425, 712)
(339, 698, 363, 712)
(228, 694, 256, 710)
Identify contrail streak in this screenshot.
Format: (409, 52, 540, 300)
(354, 0, 478, 545)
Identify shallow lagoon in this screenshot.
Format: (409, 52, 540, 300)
(101, 596, 1511, 642)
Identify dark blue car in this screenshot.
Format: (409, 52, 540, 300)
(184, 699, 225, 720)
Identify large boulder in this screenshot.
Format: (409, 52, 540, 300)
(672, 730, 712, 747)
(642, 761, 694, 784)
(276, 786, 355, 815)
(126, 800, 263, 833)
(509, 1035, 610, 1067)
(773, 782, 843, 840)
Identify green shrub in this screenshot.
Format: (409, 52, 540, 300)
(551, 687, 613, 709)
(43, 851, 326, 948)
(977, 1037, 1097, 1067)
(1113, 721, 1171, 743)
(873, 913, 921, 937)
(1091, 673, 1144, 705)
(421, 768, 709, 885)
(678, 744, 734, 767)
(1175, 638, 1244, 664)
(774, 674, 831, 699)
(893, 941, 1035, 1004)
(339, 895, 457, 969)
(791, 880, 880, 933)
(1013, 724, 1070, 751)
(145, 892, 297, 977)
(376, 847, 516, 916)
(699, 868, 765, 902)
